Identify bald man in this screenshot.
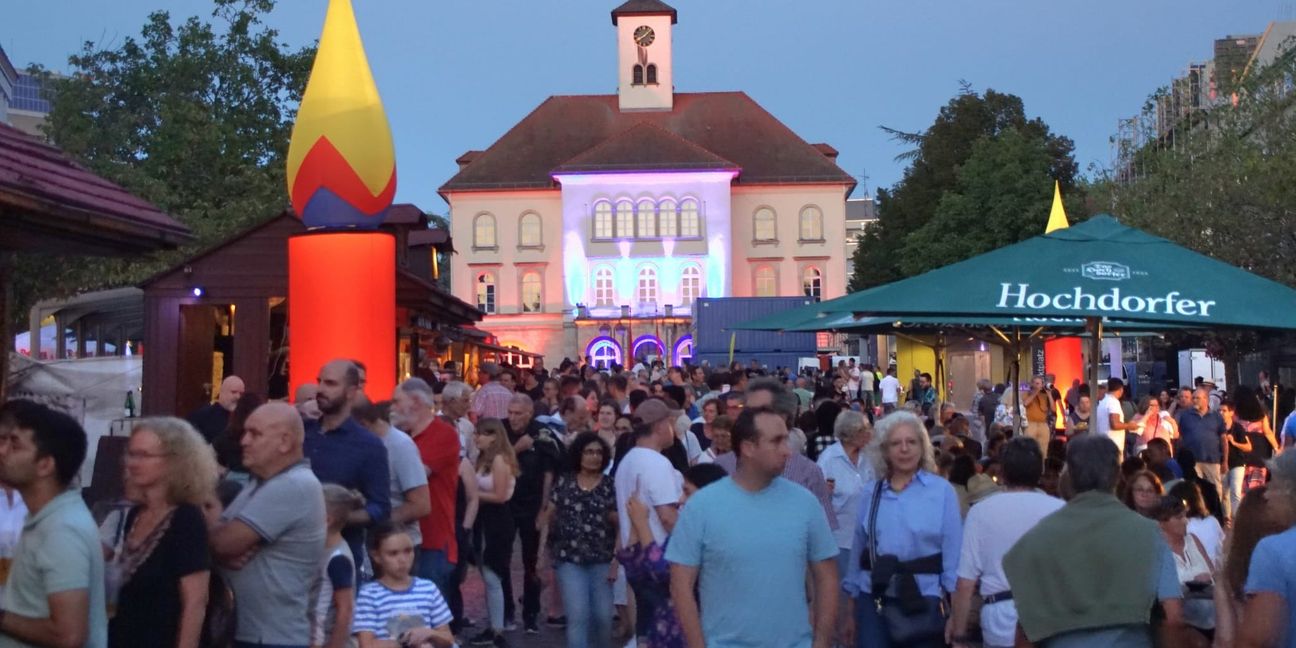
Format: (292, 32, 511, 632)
(187, 375, 246, 443)
(211, 402, 325, 648)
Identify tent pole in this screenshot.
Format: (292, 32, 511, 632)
(1088, 317, 1103, 394)
(1013, 327, 1023, 436)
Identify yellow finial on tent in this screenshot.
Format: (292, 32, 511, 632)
(1045, 180, 1069, 233)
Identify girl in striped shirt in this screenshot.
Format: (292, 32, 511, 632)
(353, 521, 455, 648)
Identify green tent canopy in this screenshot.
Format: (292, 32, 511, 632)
(835, 215, 1296, 329)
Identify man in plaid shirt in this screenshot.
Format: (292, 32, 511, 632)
(472, 361, 514, 421)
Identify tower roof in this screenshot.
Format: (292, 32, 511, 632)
(611, 0, 677, 25)
(554, 122, 737, 174)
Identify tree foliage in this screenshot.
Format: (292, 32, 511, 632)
(849, 85, 1080, 291)
(10, 0, 312, 327)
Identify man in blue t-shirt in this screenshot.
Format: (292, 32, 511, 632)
(666, 406, 838, 648)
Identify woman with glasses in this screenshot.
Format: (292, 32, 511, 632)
(1153, 495, 1217, 641)
(542, 433, 618, 648)
(109, 417, 219, 648)
(1122, 470, 1164, 518)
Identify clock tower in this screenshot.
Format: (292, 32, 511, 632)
(613, 0, 676, 112)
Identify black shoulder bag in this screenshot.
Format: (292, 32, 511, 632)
(866, 478, 947, 645)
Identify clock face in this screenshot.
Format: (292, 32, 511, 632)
(633, 25, 655, 47)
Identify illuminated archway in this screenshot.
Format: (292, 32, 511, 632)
(673, 335, 694, 365)
(586, 336, 622, 369)
(632, 335, 665, 362)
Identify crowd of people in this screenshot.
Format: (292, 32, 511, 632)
(0, 355, 1295, 647)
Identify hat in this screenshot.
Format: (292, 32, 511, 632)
(967, 474, 1001, 505)
(1201, 379, 1217, 388)
(479, 362, 501, 377)
(634, 399, 673, 426)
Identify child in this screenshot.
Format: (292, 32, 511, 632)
(354, 520, 455, 648)
(315, 485, 362, 648)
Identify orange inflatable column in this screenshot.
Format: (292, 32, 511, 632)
(289, 232, 396, 399)
(1045, 337, 1083, 427)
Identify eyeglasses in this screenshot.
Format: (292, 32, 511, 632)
(582, 448, 605, 456)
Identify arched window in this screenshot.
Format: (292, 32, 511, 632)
(673, 335, 694, 364)
(636, 199, 656, 238)
(658, 200, 678, 238)
(679, 264, 702, 305)
(519, 212, 542, 248)
(615, 201, 634, 238)
(632, 64, 644, 85)
(753, 207, 777, 242)
(593, 201, 613, 239)
(594, 266, 615, 307)
(632, 335, 665, 362)
(521, 271, 542, 312)
(476, 272, 497, 313)
(473, 213, 497, 249)
(754, 266, 777, 297)
(587, 337, 622, 369)
(638, 265, 659, 305)
(802, 267, 823, 301)
(799, 205, 824, 241)
(646, 64, 658, 84)
(680, 198, 701, 238)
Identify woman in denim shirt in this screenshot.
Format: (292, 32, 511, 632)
(841, 411, 962, 648)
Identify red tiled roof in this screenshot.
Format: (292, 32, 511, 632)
(0, 123, 190, 253)
(440, 92, 856, 194)
(554, 122, 737, 173)
(611, 0, 677, 24)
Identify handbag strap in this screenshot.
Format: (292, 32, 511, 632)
(867, 478, 886, 599)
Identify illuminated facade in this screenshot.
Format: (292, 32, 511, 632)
(443, 0, 856, 365)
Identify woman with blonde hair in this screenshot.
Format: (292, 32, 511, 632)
(842, 410, 960, 648)
(109, 417, 219, 648)
(468, 418, 520, 647)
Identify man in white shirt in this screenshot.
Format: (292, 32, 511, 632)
(879, 366, 902, 414)
(847, 359, 862, 401)
(614, 398, 683, 644)
(949, 437, 1064, 648)
(859, 364, 876, 409)
(1093, 377, 1139, 456)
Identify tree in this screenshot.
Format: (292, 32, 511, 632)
(10, 0, 313, 328)
(850, 85, 1079, 291)
(1090, 45, 1296, 388)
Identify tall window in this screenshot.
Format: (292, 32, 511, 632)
(476, 272, 496, 313)
(593, 201, 613, 239)
(519, 212, 542, 248)
(638, 265, 659, 305)
(594, 266, 615, 306)
(473, 213, 497, 249)
(659, 200, 678, 238)
(799, 205, 824, 241)
(632, 64, 644, 85)
(615, 201, 634, 238)
(754, 266, 777, 297)
(521, 272, 542, 312)
(680, 199, 701, 238)
(802, 267, 823, 301)
(646, 64, 658, 84)
(636, 199, 657, 238)
(754, 207, 777, 242)
(680, 264, 702, 305)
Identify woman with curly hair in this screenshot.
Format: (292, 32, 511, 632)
(109, 417, 220, 648)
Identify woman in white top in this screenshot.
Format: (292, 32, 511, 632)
(469, 418, 520, 646)
(814, 410, 875, 577)
(1155, 495, 1216, 638)
(1167, 480, 1224, 565)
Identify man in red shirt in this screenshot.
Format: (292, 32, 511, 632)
(392, 378, 461, 597)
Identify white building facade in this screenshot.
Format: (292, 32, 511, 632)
(444, 0, 855, 366)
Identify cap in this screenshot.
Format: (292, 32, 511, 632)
(634, 399, 673, 426)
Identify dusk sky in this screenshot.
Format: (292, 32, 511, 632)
(5, 1, 1286, 214)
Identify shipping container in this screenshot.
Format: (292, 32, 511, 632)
(692, 297, 818, 368)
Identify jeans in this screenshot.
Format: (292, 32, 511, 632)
(1196, 462, 1227, 519)
(481, 565, 506, 631)
(416, 548, 455, 602)
(1227, 466, 1246, 521)
(448, 526, 471, 626)
(503, 510, 542, 625)
(555, 561, 614, 648)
